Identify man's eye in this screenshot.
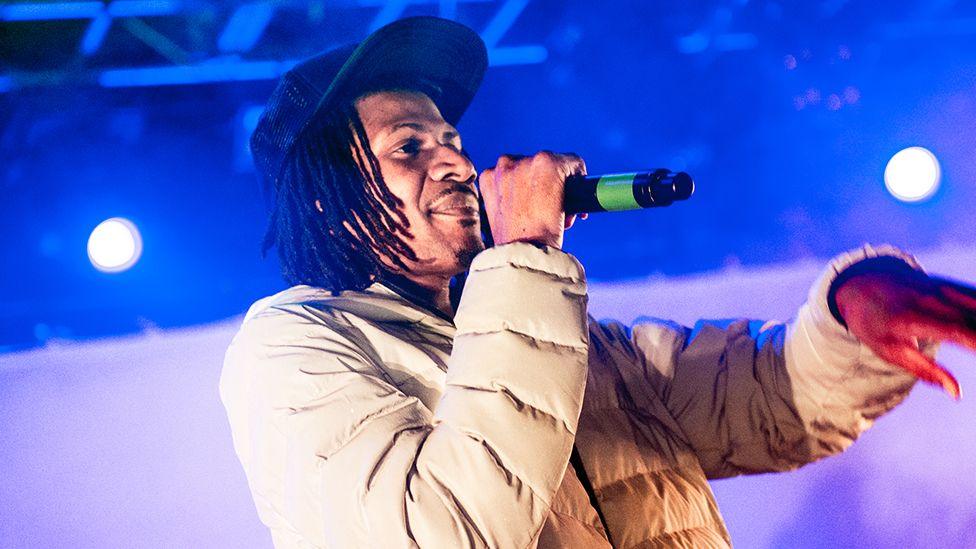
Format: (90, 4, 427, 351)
(395, 138, 421, 156)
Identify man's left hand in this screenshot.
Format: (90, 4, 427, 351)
(835, 267, 976, 400)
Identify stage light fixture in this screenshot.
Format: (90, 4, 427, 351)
(884, 147, 941, 202)
(87, 217, 142, 273)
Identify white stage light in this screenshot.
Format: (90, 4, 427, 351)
(884, 147, 941, 202)
(87, 217, 142, 273)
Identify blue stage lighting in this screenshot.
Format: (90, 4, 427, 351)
(99, 59, 298, 87)
(87, 218, 142, 273)
(884, 147, 941, 202)
(488, 45, 548, 66)
(218, 2, 276, 53)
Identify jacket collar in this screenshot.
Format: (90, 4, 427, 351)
(373, 271, 456, 325)
(252, 278, 457, 332)
(363, 287, 454, 332)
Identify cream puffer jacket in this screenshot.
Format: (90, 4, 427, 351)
(219, 242, 925, 548)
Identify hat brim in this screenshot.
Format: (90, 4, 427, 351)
(317, 16, 488, 126)
(250, 17, 487, 191)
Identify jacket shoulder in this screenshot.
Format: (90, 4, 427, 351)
(229, 285, 389, 376)
(223, 286, 399, 413)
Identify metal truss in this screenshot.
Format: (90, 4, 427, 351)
(0, 0, 547, 91)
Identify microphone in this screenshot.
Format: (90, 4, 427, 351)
(563, 169, 694, 214)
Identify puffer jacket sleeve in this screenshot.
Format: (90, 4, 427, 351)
(219, 242, 590, 548)
(600, 244, 930, 479)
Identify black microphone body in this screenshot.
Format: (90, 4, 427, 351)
(564, 169, 695, 214)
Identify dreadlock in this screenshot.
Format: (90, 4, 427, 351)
(261, 97, 420, 295)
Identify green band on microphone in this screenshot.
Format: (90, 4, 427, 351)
(595, 173, 639, 211)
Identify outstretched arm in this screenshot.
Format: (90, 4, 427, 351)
(594, 244, 974, 479)
(831, 254, 976, 400)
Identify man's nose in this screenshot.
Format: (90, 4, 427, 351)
(429, 143, 475, 183)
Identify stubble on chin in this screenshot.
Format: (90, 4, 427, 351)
(454, 232, 486, 270)
(446, 215, 483, 269)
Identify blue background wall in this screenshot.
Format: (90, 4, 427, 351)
(2, 0, 974, 349)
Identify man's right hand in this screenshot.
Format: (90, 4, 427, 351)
(478, 151, 588, 250)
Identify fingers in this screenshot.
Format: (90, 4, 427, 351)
(875, 338, 961, 400)
(481, 151, 591, 233)
(482, 151, 586, 180)
(933, 278, 976, 333)
(939, 279, 976, 311)
(900, 275, 976, 353)
(478, 154, 526, 183)
(550, 150, 587, 178)
(907, 313, 976, 353)
(905, 282, 976, 351)
(540, 153, 585, 232)
(478, 151, 589, 248)
(563, 212, 592, 230)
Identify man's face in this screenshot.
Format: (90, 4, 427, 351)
(353, 90, 485, 278)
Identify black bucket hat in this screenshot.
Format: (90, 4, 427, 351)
(250, 16, 489, 190)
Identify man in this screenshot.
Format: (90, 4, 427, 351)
(220, 16, 976, 548)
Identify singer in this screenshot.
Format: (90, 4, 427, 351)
(219, 16, 976, 548)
